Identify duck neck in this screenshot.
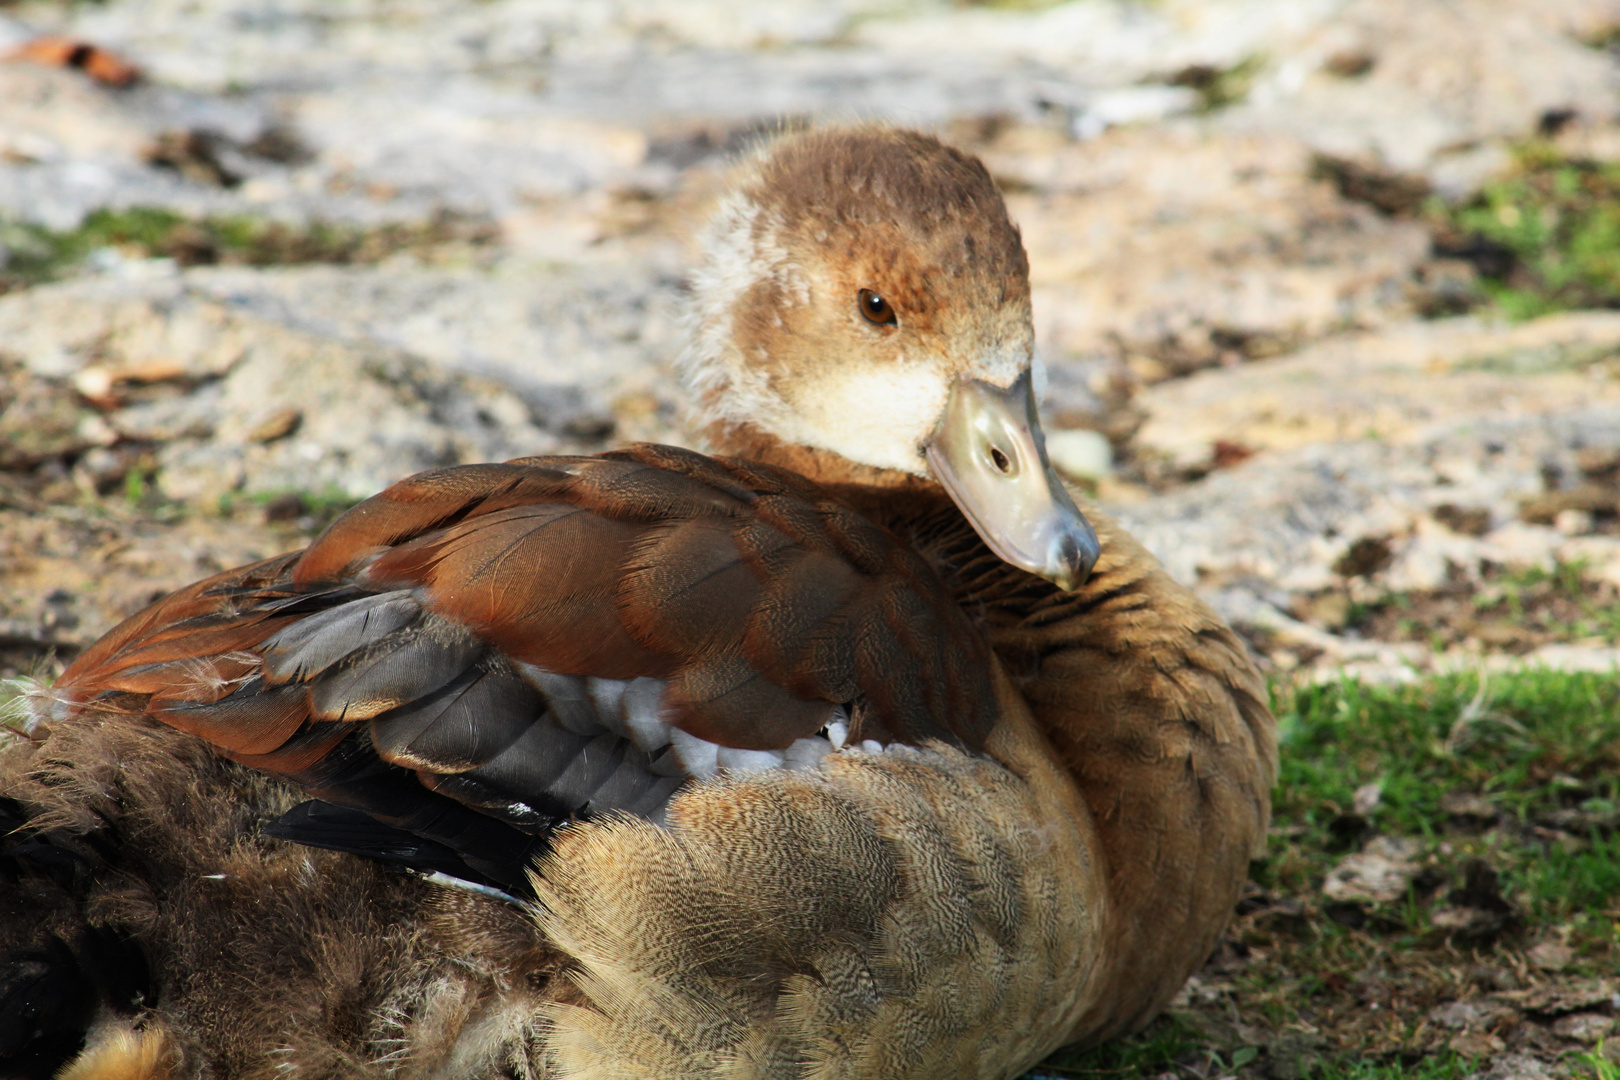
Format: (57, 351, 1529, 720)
(699, 420, 933, 495)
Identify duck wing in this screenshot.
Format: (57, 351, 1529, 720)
(52, 444, 997, 893)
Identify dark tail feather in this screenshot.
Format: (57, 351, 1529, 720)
(265, 798, 538, 898)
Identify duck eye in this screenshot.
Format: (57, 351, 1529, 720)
(857, 289, 898, 328)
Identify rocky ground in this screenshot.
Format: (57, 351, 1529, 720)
(2, 1, 1619, 1077)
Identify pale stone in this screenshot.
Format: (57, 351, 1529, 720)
(1552, 1013, 1615, 1044)
(1527, 940, 1575, 973)
(1322, 837, 1422, 904)
(1352, 783, 1382, 815)
(1554, 508, 1595, 536)
(1046, 428, 1113, 481)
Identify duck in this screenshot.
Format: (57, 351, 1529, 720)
(0, 125, 1277, 1080)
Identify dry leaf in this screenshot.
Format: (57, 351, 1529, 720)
(7, 36, 140, 88)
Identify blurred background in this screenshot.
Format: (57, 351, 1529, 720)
(2, 3, 1619, 1076)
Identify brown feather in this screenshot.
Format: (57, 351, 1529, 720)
(227, 720, 352, 773)
(827, 481, 1279, 1045)
(292, 463, 572, 584)
(153, 679, 310, 756)
(45, 447, 1002, 886)
(620, 517, 764, 656)
(57, 555, 299, 691)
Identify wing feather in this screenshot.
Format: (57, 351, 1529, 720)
(369, 667, 541, 772)
(308, 618, 484, 721)
(53, 445, 997, 892)
(261, 590, 424, 684)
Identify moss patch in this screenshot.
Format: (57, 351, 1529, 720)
(1030, 670, 1620, 1079)
(1168, 54, 1266, 114)
(1430, 143, 1620, 320)
(1339, 562, 1620, 655)
(0, 207, 495, 292)
(232, 486, 364, 533)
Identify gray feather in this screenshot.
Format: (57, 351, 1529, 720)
(624, 774, 686, 818)
(514, 664, 603, 737)
(310, 617, 483, 722)
(584, 745, 660, 815)
(451, 717, 597, 802)
(261, 591, 422, 684)
(371, 668, 541, 773)
(418, 771, 553, 831)
(545, 733, 627, 809)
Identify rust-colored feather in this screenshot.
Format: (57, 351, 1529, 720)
(48, 445, 1000, 892)
(154, 680, 310, 756)
(227, 720, 352, 774)
(293, 463, 575, 584)
(620, 517, 763, 657)
(58, 555, 300, 692)
(368, 504, 666, 677)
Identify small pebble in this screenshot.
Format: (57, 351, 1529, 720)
(1352, 782, 1382, 815)
(1045, 428, 1112, 481)
(248, 407, 304, 445)
(1554, 508, 1594, 535)
(1526, 940, 1573, 972)
(1552, 1012, 1614, 1044)
(263, 493, 308, 523)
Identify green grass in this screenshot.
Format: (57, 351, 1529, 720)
(1432, 142, 1620, 319)
(1276, 670, 1619, 842)
(1170, 54, 1266, 113)
(1307, 1057, 1477, 1080)
(205, 486, 364, 534)
(1574, 1045, 1620, 1080)
(0, 207, 185, 283)
(1339, 563, 1620, 655)
(1481, 561, 1620, 642)
(0, 683, 31, 737)
(1270, 671, 1619, 958)
(1026, 669, 1620, 1078)
(248, 486, 364, 529)
(1031, 1015, 1207, 1077)
(0, 207, 493, 290)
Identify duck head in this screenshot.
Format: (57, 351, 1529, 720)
(681, 125, 1100, 589)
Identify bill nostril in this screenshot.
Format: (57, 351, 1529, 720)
(989, 446, 1011, 473)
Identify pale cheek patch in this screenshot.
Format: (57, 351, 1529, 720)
(777, 362, 950, 474)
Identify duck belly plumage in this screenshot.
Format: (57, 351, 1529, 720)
(0, 125, 1276, 1080)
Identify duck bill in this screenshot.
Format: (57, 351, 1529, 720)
(924, 371, 1100, 591)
